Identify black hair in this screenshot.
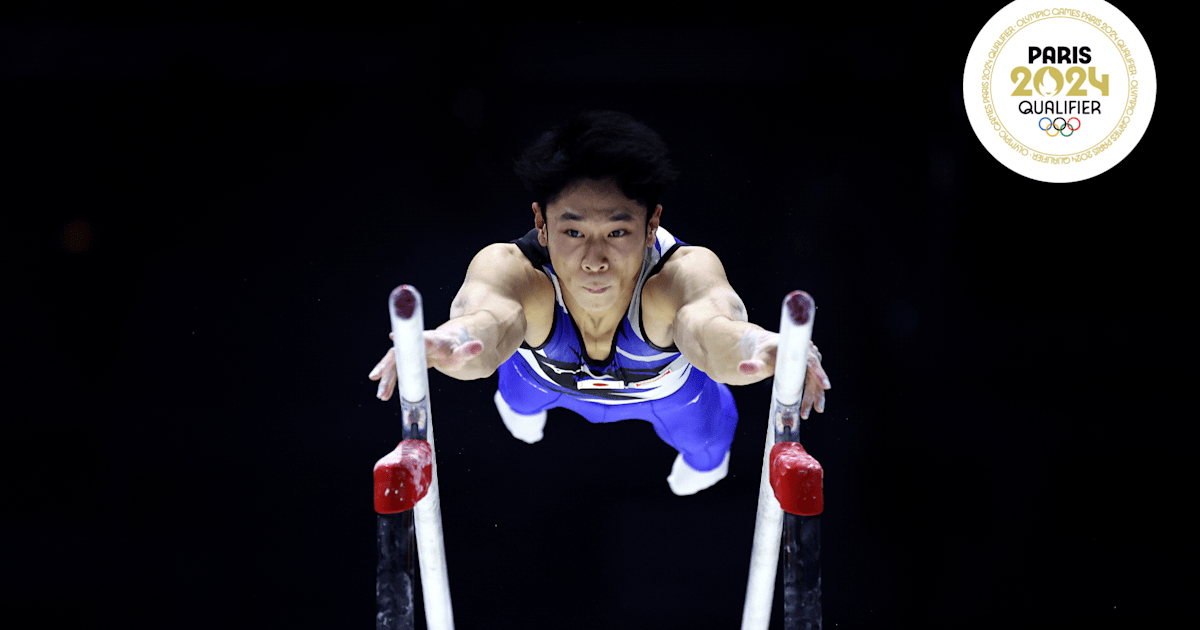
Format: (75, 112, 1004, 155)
(513, 110, 679, 225)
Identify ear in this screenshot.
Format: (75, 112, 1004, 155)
(533, 202, 548, 246)
(645, 204, 662, 247)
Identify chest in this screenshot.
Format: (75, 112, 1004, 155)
(554, 312, 676, 375)
(524, 266, 675, 361)
(580, 331, 615, 363)
(573, 283, 675, 363)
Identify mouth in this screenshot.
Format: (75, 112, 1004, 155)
(583, 286, 609, 294)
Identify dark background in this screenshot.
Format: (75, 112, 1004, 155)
(8, 3, 1186, 628)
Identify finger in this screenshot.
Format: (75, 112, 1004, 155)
(801, 369, 827, 419)
(368, 347, 395, 380)
(376, 366, 396, 401)
(453, 339, 484, 361)
(443, 339, 483, 369)
(738, 359, 765, 376)
(808, 353, 831, 389)
(756, 341, 778, 367)
(425, 334, 454, 360)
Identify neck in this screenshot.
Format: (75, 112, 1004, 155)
(560, 286, 634, 338)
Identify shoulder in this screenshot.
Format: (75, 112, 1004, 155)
(469, 242, 531, 272)
(642, 245, 737, 340)
(659, 245, 720, 272)
(647, 246, 730, 301)
(463, 243, 554, 343)
(466, 243, 553, 303)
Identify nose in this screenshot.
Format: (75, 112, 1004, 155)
(581, 239, 609, 273)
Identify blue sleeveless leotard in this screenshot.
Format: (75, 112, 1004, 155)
(495, 227, 738, 472)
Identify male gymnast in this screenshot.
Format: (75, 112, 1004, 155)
(369, 110, 830, 495)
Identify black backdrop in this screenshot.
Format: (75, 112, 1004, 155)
(9, 3, 1186, 628)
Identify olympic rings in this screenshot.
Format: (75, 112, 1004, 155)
(1038, 116, 1081, 137)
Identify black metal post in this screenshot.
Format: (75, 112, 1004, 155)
(376, 511, 416, 630)
(783, 513, 821, 630)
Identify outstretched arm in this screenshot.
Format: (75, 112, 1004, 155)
(655, 247, 830, 418)
(369, 243, 543, 398)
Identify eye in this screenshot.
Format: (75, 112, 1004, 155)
(608, 229, 629, 237)
(564, 229, 582, 238)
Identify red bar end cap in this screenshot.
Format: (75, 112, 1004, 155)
(390, 285, 417, 320)
(373, 439, 433, 514)
(770, 441, 824, 515)
(785, 291, 814, 326)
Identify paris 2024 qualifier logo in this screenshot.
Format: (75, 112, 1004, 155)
(963, 0, 1156, 182)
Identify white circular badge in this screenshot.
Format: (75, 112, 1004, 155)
(963, 0, 1156, 182)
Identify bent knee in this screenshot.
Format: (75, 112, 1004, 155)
(681, 448, 728, 472)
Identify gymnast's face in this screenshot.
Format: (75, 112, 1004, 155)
(534, 178, 660, 317)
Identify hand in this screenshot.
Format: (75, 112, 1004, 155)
(368, 328, 484, 401)
(738, 334, 831, 420)
(799, 342, 830, 419)
(736, 329, 780, 383)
